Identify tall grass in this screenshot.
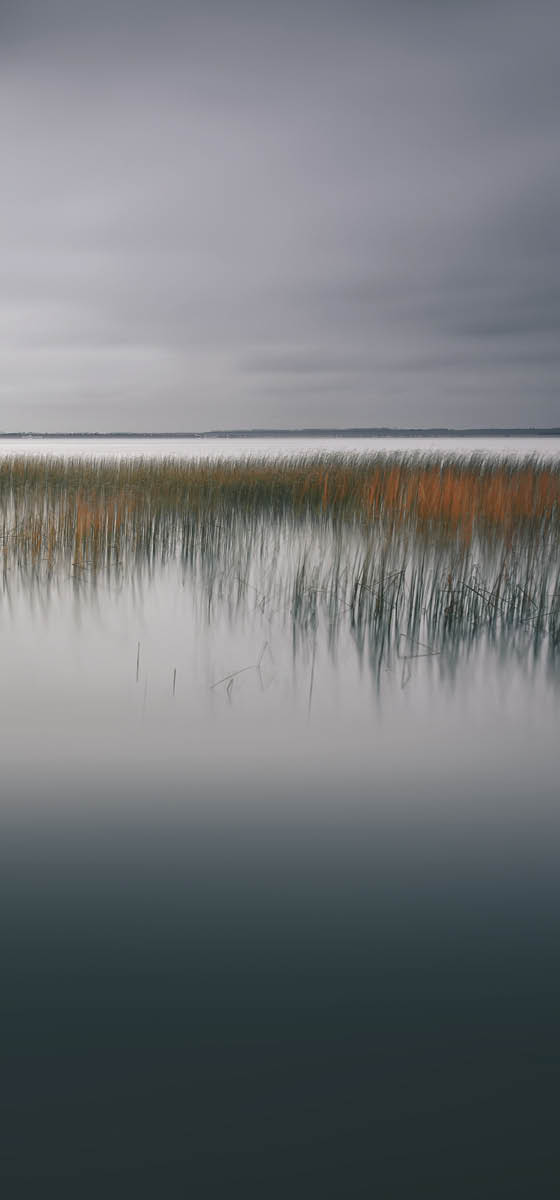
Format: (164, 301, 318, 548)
(1, 452, 559, 678)
(2, 451, 558, 539)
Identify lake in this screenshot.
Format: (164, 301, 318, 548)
(1, 444, 559, 1193)
(1, 433, 560, 460)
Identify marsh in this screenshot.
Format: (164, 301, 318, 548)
(1, 443, 559, 1194)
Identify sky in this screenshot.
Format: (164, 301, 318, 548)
(1, 0, 559, 431)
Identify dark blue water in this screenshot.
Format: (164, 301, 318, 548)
(1, 769, 559, 1195)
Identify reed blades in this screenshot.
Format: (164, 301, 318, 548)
(0, 451, 558, 681)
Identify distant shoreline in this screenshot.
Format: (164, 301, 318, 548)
(0, 428, 559, 440)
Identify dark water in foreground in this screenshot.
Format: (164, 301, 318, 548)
(2, 781, 559, 1194)
(1, 555, 559, 1192)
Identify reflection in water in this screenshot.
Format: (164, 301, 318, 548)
(2, 451, 559, 689)
(1, 454, 559, 1192)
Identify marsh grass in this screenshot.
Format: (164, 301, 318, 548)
(1, 452, 559, 681)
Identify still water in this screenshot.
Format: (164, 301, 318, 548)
(1, 433, 560, 459)
(1, 445, 559, 1193)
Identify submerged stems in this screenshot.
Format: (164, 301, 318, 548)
(0, 451, 558, 680)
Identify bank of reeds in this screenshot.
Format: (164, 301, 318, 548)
(1, 452, 559, 675)
(1, 451, 559, 542)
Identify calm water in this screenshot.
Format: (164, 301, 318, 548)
(1, 444, 559, 1192)
(1, 433, 560, 459)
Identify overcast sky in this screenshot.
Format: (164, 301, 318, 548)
(1, 0, 558, 430)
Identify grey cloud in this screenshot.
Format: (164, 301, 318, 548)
(0, 0, 558, 429)
(241, 352, 373, 376)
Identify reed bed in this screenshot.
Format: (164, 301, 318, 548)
(1, 452, 559, 679)
(1, 451, 559, 540)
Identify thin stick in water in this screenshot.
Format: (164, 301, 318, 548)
(308, 639, 316, 717)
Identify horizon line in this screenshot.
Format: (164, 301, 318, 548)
(1, 426, 560, 439)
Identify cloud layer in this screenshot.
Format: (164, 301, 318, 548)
(1, 0, 558, 429)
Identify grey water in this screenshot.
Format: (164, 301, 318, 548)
(2, 432, 560, 460)
(1, 445, 559, 1194)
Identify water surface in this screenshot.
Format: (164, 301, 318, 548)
(1, 433, 559, 460)
(0, 447, 559, 1193)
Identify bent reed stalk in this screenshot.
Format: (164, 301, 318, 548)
(1, 452, 559, 678)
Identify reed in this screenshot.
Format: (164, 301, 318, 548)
(1, 450, 558, 537)
(0, 452, 558, 679)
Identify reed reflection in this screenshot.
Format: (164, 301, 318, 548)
(1, 452, 558, 695)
